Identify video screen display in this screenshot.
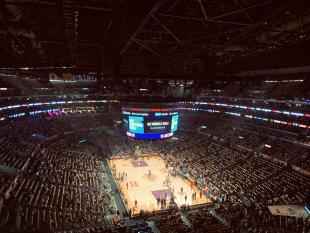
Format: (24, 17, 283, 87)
(122, 107, 179, 139)
(144, 117, 171, 134)
(128, 116, 144, 134)
(171, 114, 179, 132)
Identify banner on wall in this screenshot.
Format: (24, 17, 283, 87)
(268, 205, 309, 218)
(49, 73, 97, 83)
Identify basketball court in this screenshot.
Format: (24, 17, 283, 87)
(109, 156, 211, 213)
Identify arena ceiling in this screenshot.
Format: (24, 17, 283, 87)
(0, 0, 310, 75)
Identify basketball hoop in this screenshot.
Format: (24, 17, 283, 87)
(163, 175, 171, 188)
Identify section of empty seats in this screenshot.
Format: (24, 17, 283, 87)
(154, 213, 191, 233)
(261, 138, 309, 163)
(245, 169, 310, 205)
(186, 209, 231, 233)
(0, 119, 115, 232)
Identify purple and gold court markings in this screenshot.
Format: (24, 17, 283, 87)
(160, 168, 167, 174)
(132, 160, 148, 167)
(130, 181, 139, 188)
(151, 189, 172, 200)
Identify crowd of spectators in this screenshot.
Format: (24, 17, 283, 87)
(143, 113, 309, 233)
(0, 101, 309, 232)
(0, 116, 117, 233)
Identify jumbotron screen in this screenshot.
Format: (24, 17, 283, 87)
(122, 106, 179, 139)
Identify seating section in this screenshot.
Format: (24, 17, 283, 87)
(0, 118, 115, 232)
(298, 159, 310, 172)
(245, 170, 310, 205)
(0, 127, 40, 170)
(186, 209, 231, 233)
(211, 158, 284, 193)
(168, 138, 248, 178)
(212, 126, 263, 150)
(0, 107, 309, 233)
(216, 199, 310, 233)
(154, 213, 191, 233)
(261, 138, 309, 163)
(12, 139, 115, 232)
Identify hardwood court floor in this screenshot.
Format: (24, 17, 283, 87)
(109, 156, 211, 213)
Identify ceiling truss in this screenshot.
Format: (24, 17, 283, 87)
(0, 0, 309, 73)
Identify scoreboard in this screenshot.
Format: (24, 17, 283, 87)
(122, 106, 179, 139)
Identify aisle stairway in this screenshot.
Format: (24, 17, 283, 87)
(0, 164, 17, 176)
(179, 211, 193, 229)
(207, 205, 229, 226)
